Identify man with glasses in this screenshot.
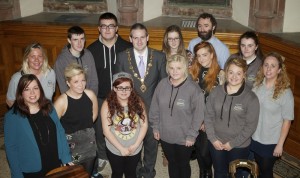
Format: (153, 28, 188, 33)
(87, 12, 132, 176)
(54, 26, 98, 94)
(188, 12, 230, 69)
(116, 23, 167, 178)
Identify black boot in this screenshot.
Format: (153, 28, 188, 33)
(200, 169, 212, 178)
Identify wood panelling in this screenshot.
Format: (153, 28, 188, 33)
(0, 22, 300, 159)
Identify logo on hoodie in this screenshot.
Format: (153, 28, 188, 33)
(233, 104, 243, 111)
(176, 99, 185, 108)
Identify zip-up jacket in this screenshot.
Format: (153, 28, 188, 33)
(205, 82, 259, 148)
(54, 46, 98, 95)
(87, 36, 132, 98)
(149, 76, 205, 145)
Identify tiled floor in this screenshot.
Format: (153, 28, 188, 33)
(0, 135, 287, 178)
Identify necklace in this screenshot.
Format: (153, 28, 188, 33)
(30, 114, 50, 146)
(127, 49, 153, 92)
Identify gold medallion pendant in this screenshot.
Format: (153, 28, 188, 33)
(140, 84, 147, 92)
(126, 49, 153, 93)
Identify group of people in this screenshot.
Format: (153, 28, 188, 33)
(4, 11, 294, 178)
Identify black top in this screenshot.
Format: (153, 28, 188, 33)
(198, 66, 220, 102)
(24, 110, 61, 177)
(87, 36, 132, 98)
(61, 91, 93, 134)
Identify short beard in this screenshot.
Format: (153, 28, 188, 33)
(198, 29, 213, 41)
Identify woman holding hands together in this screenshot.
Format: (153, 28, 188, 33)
(101, 72, 147, 178)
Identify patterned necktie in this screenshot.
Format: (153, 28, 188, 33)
(138, 55, 145, 78)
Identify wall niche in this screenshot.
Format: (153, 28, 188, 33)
(44, 0, 107, 13)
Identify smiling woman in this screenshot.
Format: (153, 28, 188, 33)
(4, 74, 72, 178)
(204, 57, 259, 178)
(54, 63, 98, 176)
(6, 42, 56, 108)
(101, 72, 147, 178)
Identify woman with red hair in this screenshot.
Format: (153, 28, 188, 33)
(189, 41, 224, 178)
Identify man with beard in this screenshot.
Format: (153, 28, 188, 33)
(188, 13, 230, 69)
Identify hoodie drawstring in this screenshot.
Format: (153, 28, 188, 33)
(102, 45, 106, 68)
(113, 45, 116, 64)
(228, 97, 234, 127)
(168, 85, 180, 117)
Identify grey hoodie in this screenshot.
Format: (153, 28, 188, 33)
(149, 76, 205, 145)
(54, 46, 98, 95)
(205, 82, 259, 148)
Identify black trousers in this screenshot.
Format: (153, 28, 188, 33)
(106, 148, 141, 178)
(194, 130, 212, 173)
(136, 126, 158, 178)
(161, 140, 193, 178)
(254, 153, 277, 178)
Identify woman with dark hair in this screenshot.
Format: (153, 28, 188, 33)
(4, 74, 72, 178)
(205, 58, 259, 178)
(54, 63, 98, 176)
(101, 72, 148, 178)
(252, 52, 294, 178)
(162, 25, 193, 68)
(229, 31, 263, 87)
(189, 41, 224, 178)
(6, 42, 56, 107)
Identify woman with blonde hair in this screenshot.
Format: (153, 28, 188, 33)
(205, 57, 259, 178)
(189, 41, 224, 178)
(251, 52, 294, 178)
(6, 42, 55, 107)
(150, 54, 205, 178)
(54, 63, 98, 176)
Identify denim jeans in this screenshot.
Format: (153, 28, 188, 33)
(208, 142, 250, 178)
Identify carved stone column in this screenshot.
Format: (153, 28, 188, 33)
(117, 0, 139, 26)
(249, 0, 285, 33)
(0, 0, 20, 21)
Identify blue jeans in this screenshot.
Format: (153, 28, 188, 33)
(208, 142, 250, 178)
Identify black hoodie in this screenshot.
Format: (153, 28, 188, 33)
(87, 35, 132, 98)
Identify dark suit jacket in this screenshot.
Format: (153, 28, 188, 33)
(116, 47, 167, 111)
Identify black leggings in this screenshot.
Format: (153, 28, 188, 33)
(161, 140, 193, 178)
(194, 130, 212, 172)
(80, 157, 97, 176)
(106, 148, 141, 178)
(254, 153, 277, 178)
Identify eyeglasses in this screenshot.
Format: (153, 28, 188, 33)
(115, 86, 132, 92)
(100, 24, 116, 30)
(167, 38, 180, 42)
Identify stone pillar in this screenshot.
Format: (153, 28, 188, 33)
(117, 0, 139, 26)
(249, 0, 285, 33)
(254, 0, 274, 32)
